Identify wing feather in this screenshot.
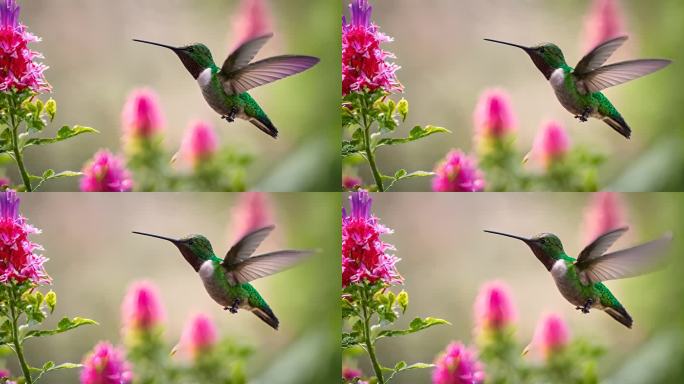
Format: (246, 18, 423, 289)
(222, 55, 319, 94)
(576, 227, 628, 264)
(223, 226, 275, 266)
(230, 250, 313, 284)
(575, 36, 628, 75)
(577, 59, 671, 94)
(221, 34, 273, 74)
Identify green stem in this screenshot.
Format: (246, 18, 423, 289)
(360, 286, 385, 384)
(8, 95, 32, 191)
(360, 96, 384, 192)
(9, 287, 33, 384)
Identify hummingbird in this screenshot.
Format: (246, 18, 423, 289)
(133, 34, 320, 139)
(484, 36, 671, 139)
(484, 227, 672, 328)
(133, 225, 312, 330)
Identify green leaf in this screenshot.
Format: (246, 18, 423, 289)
(23, 125, 98, 148)
(376, 317, 450, 339)
(376, 125, 450, 148)
(25, 317, 97, 339)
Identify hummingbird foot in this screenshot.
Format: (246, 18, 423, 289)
(222, 107, 239, 123)
(224, 299, 241, 314)
(574, 108, 591, 122)
(576, 298, 594, 314)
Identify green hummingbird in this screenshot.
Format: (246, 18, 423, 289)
(133, 34, 319, 138)
(133, 225, 312, 330)
(484, 227, 672, 328)
(484, 36, 671, 139)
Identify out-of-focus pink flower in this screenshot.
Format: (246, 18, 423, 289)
(583, 0, 626, 53)
(582, 192, 626, 245)
(432, 342, 485, 384)
(0, 0, 50, 93)
(180, 120, 218, 168)
(80, 342, 133, 384)
(342, 174, 362, 190)
(474, 281, 516, 333)
(432, 150, 485, 192)
(474, 89, 516, 141)
(178, 313, 218, 360)
(80, 150, 133, 192)
(342, 0, 402, 96)
(0, 190, 49, 285)
(231, 192, 273, 241)
(0, 176, 10, 188)
(531, 313, 570, 360)
(121, 89, 164, 141)
(121, 281, 165, 333)
(231, 0, 272, 49)
(531, 120, 570, 169)
(342, 191, 401, 288)
(342, 367, 362, 380)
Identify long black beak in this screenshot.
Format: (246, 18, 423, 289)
(483, 38, 531, 52)
(132, 231, 179, 244)
(133, 39, 180, 51)
(484, 230, 531, 243)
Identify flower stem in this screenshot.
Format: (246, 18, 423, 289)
(8, 95, 32, 191)
(9, 287, 33, 384)
(360, 286, 385, 384)
(360, 96, 384, 192)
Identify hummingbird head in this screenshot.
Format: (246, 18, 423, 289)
(484, 230, 565, 271)
(132, 232, 216, 271)
(133, 40, 215, 79)
(484, 39, 567, 80)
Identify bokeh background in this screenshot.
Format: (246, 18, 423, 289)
(351, 192, 684, 383)
(5, 192, 340, 383)
(360, 0, 683, 191)
(9, 0, 340, 191)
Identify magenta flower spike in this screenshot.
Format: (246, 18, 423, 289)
(531, 120, 571, 169)
(231, 0, 273, 49)
(80, 150, 133, 192)
(474, 281, 517, 333)
(0, 0, 50, 93)
(0, 190, 49, 285)
(80, 342, 133, 384)
(432, 342, 485, 384)
(121, 88, 164, 141)
(532, 313, 570, 359)
(230, 192, 273, 241)
(342, 0, 402, 96)
(432, 150, 485, 192)
(583, 0, 626, 53)
(121, 281, 165, 333)
(342, 191, 401, 288)
(179, 313, 218, 360)
(582, 192, 626, 245)
(474, 89, 516, 141)
(180, 120, 218, 168)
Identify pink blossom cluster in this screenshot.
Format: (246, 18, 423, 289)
(121, 89, 164, 141)
(80, 150, 133, 192)
(80, 342, 133, 384)
(178, 313, 218, 360)
(121, 281, 165, 333)
(432, 342, 485, 384)
(474, 281, 516, 333)
(432, 150, 485, 192)
(474, 89, 516, 141)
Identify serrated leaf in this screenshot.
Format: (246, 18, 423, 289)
(376, 317, 450, 339)
(25, 317, 97, 339)
(23, 125, 98, 148)
(376, 125, 450, 148)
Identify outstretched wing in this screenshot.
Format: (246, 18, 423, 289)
(229, 250, 313, 284)
(576, 227, 629, 265)
(576, 59, 671, 94)
(577, 233, 672, 284)
(574, 36, 628, 75)
(221, 34, 273, 74)
(223, 225, 275, 266)
(221, 55, 320, 95)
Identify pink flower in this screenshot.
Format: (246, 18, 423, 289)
(342, 0, 402, 96)
(582, 192, 626, 245)
(474, 89, 516, 141)
(474, 281, 516, 332)
(80, 150, 133, 192)
(432, 150, 485, 192)
(342, 174, 362, 190)
(0, 176, 10, 188)
(0, 190, 49, 285)
(178, 313, 218, 360)
(180, 120, 218, 167)
(343, 367, 362, 380)
(121, 281, 165, 332)
(80, 342, 133, 384)
(531, 313, 570, 359)
(231, 0, 272, 49)
(230, 192, 273, 241)
(342, 191, 401, 288)
(432, 342, 485, 384)
(121, 88, 164, 140)
(583, 0, 626, 53)
(0, 0, 49, 93)
(531, 120, 570, 169)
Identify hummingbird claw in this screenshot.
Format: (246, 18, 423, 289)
(222, 107, 239, 123)
(227, 298, 241, 314)
(574, 108, 591, 122)
(579, 298, 594, 314)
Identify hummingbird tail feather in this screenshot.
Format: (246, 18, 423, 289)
(605, 306, 633, 328)
(248, 117, 278, 139)
(251, 306, 279, 330)
(603, 114, 631, 139)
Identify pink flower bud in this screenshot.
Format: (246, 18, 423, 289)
(80, 342, 133, 384)
(532, 313, 570, 359)
(180, 120, 218, 167)
(121, 281, 165, 332)
(432, 342, 485, 384)
(342, 174, 362, 190)
(583, 0, 626, 53)
(474, 281, 516, 332)
(342, 367, 362, 380)
(231, 192, 273, 241)
(582, 192, 626, 245)
(532, 120, 570, 168)
(432, 150, 485, 192)
(231, 0, 273, 49)
(474, 89, 516, 140)
(80, 150, 133, 192)
(179, 313, 218, 360)
(121, 88, 164, 140)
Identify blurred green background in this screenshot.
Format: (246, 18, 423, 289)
(9, 0, 340, 191)
(5, 192, 340, 383)
(360, 0, 683, 191)
(353, 192, 684, 383)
